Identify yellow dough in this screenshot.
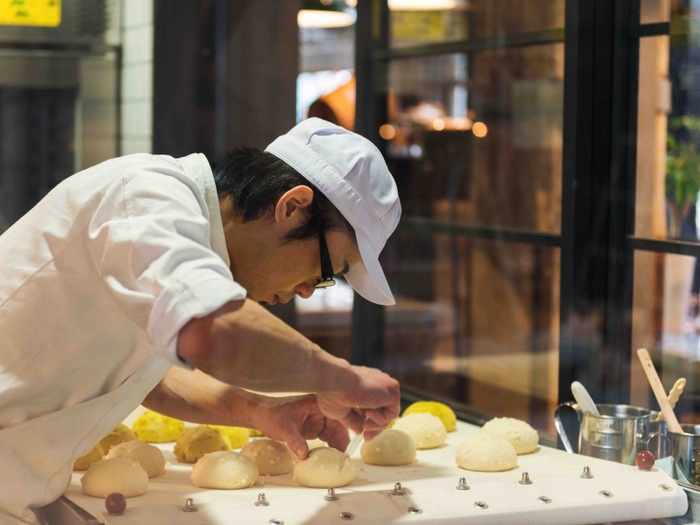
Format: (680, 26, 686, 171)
(105, 441, 166, 478)
(132, 411, 185, 443)
(174, 426, 229, 463)
(191, 451, 259, 489)
(81, 458, 148, 498)
(293, 447, 355, 488)
(456, 435, 518, 472)
(99, 424, 138, 454)
(241, 439, 296, 475)
(248, 429, 264, 437)
(479, 417, 539, 455)
(392, 413, 447, 449)
(74, 443, 105, 471)
(208, 425, 250, 449)
(403, 401, 457, 432)
(360, 429, 416, 466)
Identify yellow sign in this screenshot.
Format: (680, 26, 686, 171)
(0, 0, 61, 27)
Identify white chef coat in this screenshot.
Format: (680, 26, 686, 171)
(0, 153, 246, 523)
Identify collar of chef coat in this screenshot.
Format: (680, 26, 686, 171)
(177, 153, 230, 268)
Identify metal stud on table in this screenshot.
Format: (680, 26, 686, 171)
(339, 512, 355, 520)
(474, 501, 489, 509)
(269, 520, 284, 525)
(660, 484, 673, 492)
(182, 498, 198, 512)
(408, 507, 423, 515)
(255, 493, 270, 507)
(391, 482, 406, 496)
(325, 488, 339, 501)
(581, 466, 594, 479)
(599, 490, 614, 498)
(537, 496, 552, 504)
(456, 477, 470, 490)
(519, 472, 533, 485)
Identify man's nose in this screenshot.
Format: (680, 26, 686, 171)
(295, 282, 315, 299)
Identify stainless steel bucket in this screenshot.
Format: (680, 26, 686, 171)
(648, 411, 669, 460)
(668, 424, 700, 486)
(555, 403, 652, 465)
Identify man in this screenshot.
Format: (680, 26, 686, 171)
(0, 118, 402, 524)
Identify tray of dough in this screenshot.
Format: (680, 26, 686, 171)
(62, 420, 688, 525)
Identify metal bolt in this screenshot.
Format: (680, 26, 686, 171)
(581, 466, 593, 479)
(519, 472, 533, 485)
(269, 520, 284, 525)
(538, 496, 552, 504)
(408, 507, 423, 515)
(599, 490, 614, 498)
(339, 512, 354, 520)
(182, 498, 198, 512)
(660, 484, 673, 492)
(456, 477, 470, 490)
(474, 501, 489, 509)
(255, 493, 270, 507)
(391, 482, 406, 496)
(325, 488, 339, 501)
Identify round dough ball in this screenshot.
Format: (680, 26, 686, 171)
(99, 424, 137, 455)
(105, 440, 166, 478)
(191, 451, 259, 489)
(403, 401, 457, 432)
(81, 458, 148, 498)
(174, 425, 229, 463)
(307, 438, 326, 451)
(74, 443, 105, 471)
(479, 417, 539, 455)
(209, 425, 250, 449)
(456, 435, 518, 472)
(132, 411, 185, 443)
(361, 429, 416, 466)
(241, 439, 296, 475)
(293, 447, 355, 488)
(392, 413, 447, 449)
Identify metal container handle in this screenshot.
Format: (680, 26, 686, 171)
(554, 401, 581, 454)
(645, 431, 670, 455)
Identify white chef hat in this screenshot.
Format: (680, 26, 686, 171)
(266, 117, 401, 306)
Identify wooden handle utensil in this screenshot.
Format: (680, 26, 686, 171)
(637, 348, 683, 433)
(656, 378, 686, 422)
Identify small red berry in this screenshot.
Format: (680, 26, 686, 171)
(636, 450, 655, 470)
(105, 492, 126, 515)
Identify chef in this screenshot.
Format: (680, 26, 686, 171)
(0, 118, 402, 524)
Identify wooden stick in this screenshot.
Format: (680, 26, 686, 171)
(656, 378, 686, 422)
(637, 348, 683, 433)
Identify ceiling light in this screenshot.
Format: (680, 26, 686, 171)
(388, 0, 458, 10)
(298, 0, 355, 28)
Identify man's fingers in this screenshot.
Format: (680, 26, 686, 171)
(341, 410, 365, 435)
(320, 418, 351, 451)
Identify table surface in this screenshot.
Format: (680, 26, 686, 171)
(63, 419, 688, 525)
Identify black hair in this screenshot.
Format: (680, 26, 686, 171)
(213, 146, 354, 243)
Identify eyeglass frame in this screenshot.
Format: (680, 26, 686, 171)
(313, 197, 336, 289)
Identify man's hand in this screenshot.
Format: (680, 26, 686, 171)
(248, 395, 351, 460)
(317, 365, 400, 440)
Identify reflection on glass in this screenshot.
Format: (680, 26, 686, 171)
(382, 230, 560, 436)
(632, 251, 700, 423)
(385, 45, 563, 233)
(389, 0, 564, 49)
(641, 0, 670, 24)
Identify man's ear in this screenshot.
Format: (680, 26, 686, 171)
(273, 185, 314, 227)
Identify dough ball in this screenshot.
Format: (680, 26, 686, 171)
(208, 425, 250, 449)
(403, 401, 457, 432)
(81, 458, 148, 498)
(307, 438, 327, 451)
(241, 439, 296, 475)
(100, 424, 138, 454)
(132, 411, 185, 443)
(190, 451, 259, 489)
(360, 429, 416, 466)
(74, 443, 105, 471)
(456, 435, 518, 472)
(293, 447, 355, 488)
(392, 413, 447, 449)
(479, 417, 539, 455)
(105, 440, 166, 478)
(174, 425, 229, 463)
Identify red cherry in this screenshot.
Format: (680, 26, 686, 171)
(105, 492, 126, 515)
(636, 450, 655, 470)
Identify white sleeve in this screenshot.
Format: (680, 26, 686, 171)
(87, 170, 247, 368)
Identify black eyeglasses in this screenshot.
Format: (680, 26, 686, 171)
(313, 198, 336, 289)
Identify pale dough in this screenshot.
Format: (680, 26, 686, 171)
(455, 435, 518, 472)
(392, 413, 447, 449)
(240, 439, 296, 476)
(360, 429, 416, 466)
(174, 425, 229, 463)
(190, 451, 259, 490)
(293, 447, 355, 488)
(307, 438, 326, 450)
(73, 443, 105, 471)
(81, 458, 148, 498)
(479, 417, 539, 455)
(105, 440, 166, 478)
